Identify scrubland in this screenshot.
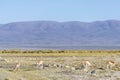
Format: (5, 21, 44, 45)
(0, 50, 120, 80)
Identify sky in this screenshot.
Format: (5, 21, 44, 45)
(0, 0, 120, 23)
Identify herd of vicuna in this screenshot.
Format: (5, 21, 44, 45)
(0, 56, 116, 76)
(13, 60, 116, 73)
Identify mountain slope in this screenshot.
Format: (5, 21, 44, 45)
(0, 20, 120, 48)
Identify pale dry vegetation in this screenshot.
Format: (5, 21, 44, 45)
(0, 50, 120, 80)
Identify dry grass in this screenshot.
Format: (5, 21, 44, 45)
(0, 50, 119, 80)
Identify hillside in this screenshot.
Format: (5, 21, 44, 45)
(0, 20, 120, 49)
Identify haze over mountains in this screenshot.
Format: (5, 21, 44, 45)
(0, 20, 120, 49)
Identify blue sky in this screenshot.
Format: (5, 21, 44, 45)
(0, 0, 120, 23)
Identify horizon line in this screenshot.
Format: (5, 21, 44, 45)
(1, 19, 120, 24)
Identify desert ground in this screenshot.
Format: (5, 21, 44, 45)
(0, 50, 120, 80)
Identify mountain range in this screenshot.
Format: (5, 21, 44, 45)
(0, 20, 120, 49)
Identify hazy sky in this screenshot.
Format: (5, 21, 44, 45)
(0, 0, 120, 23)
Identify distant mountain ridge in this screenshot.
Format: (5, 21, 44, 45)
(0, 20, 120, 48)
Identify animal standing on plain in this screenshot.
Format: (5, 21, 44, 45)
(82, 60, 92, 71)
(36, 60, 44, 69)
(106, 60, 115, 70)
(13, 62, 21, 71)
